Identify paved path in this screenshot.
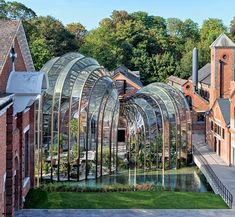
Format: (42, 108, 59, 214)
(193, 133, 235, 208)
(15, 209, 235, 217)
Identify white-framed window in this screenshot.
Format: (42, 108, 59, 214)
(24, 130, 29, 177)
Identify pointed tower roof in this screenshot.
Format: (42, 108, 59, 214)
(210, 33, 235, 48)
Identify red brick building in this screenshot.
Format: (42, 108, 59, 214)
(0, 20, 47, 217)
(168, 33, 235, 166)
(112, 66, 143, 154)
(112, 65, 143, 98)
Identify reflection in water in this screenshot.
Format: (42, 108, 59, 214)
(77, 166, 211, 192)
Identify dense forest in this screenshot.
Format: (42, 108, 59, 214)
(1, 0, 235, 84)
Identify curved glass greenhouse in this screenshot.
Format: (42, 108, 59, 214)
(36, 52, 192, 182)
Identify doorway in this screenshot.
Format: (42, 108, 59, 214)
(218, 140, 221, 156)
(214, 137, 217, 152)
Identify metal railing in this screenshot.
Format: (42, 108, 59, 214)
(193, 145, 233, 208)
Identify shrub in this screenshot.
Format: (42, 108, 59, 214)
(38, 182, 164, 193)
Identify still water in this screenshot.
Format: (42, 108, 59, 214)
(78, 166, 211, 192)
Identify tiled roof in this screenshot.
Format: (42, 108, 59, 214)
(0, 20, 34, 72)
(113, 65, 143, 87)
(217, 98, 230, 125)
(0, 20, 20, 71)
(200, 74, 211, 85)
(189, 63, 211, 85)
(16, 22, 35, 71)
(167, 75, 188, 85)
(210, 33, 235, 48)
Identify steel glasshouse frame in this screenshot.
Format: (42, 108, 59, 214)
(36, 52, 192, 182)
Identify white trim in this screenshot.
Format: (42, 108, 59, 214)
(3, 172, 6, 184)
(0, 102, 13, 117)
(23, 107, 30, 113)
(2, 172, 7, 192)
(2, 172, 6, 201)
(23, 125, 30, 133)
(214, 133, 221, 140)
(214, 118, 222, 124)
(23, 177, 30, 188)
(214, 119, 222, 126)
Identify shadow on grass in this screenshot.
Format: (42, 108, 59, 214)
(24, 189, 48, 208)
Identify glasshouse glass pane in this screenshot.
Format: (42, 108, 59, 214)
(39, 52, 192, 185)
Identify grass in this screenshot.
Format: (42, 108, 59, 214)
(24, 189, 228, 209)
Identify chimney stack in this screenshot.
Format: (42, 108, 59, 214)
(192, 48, 198, 93)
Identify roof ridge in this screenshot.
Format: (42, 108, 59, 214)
(0, 20, 21, 74)
(210, 33, 235, 48)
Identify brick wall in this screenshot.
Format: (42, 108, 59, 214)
(230, 81, 235, 165)
(210, 48, 235, 107)
(6, 106, 14, 216)
(0, 112, 6, 217)
(182, 81, 209, 133)
(112, 73, 141, 98)
(0, 38, 26, 92)
(3, 36, 35, 216)
(207, 102, 231, 165)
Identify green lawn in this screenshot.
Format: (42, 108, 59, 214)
(24, 189, 228, 209)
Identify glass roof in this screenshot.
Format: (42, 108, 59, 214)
(38, 52, 191, 182)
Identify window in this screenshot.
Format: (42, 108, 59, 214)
(24, 130, 29, 177)
(211, 121, 213, 131)
(186, 85, 190, 90)
(218, 126, 221, 135)
(214, 123, 224, 138)
(197, 113, 205, 122)
(118, 129, 125, 142)
(222, 128, 225, 139)
(185, 96, 192, 110)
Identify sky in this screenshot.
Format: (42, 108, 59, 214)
(10, 0, 235, 30)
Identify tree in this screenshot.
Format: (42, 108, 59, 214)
(199, 19, 227, 66)
(167, 18, 184, 38)
(0, 0, 36, 20)
(131, 11, 166, 33)
(29, 38, 53, 70)
(81, 10, 176, 84)
(80, 25, 119, 70)
(111, 10, 131, 26)
(0, 0, 7, 19)
(230, 17, 235, 41)
(66, 22, 87, 47)
(24, 16, 79, 70)
(3, 1, 228, 84)
(151, 52, 176, 82)
(182, 19, 200, 42)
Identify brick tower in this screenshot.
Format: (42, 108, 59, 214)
(210, 33, 235, 108)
